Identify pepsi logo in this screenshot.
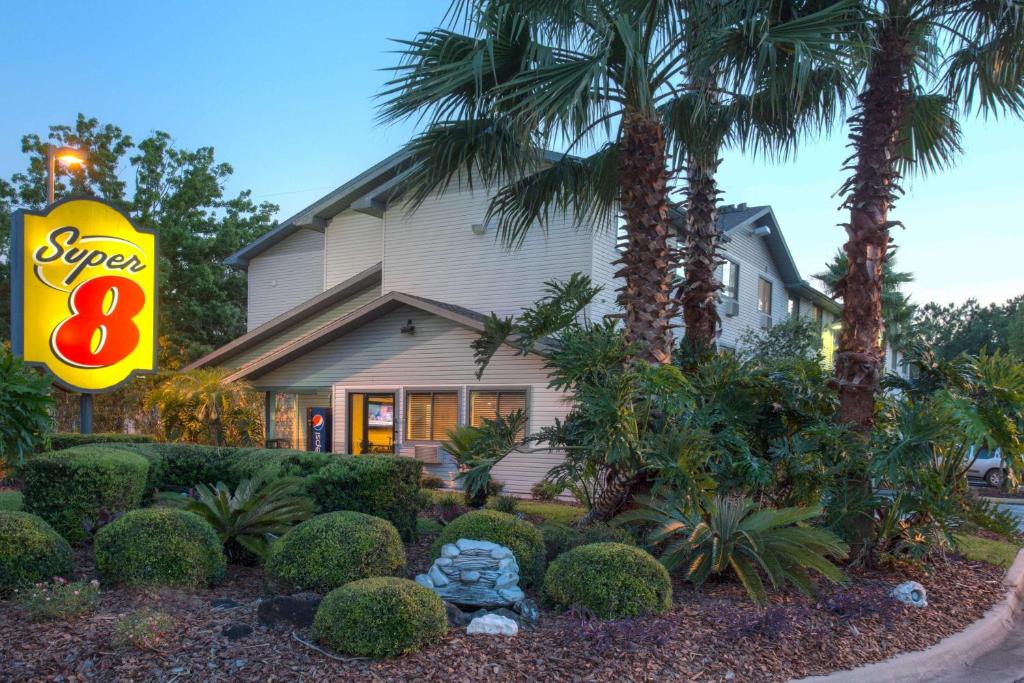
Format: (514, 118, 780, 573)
(311, 414, 325, 430)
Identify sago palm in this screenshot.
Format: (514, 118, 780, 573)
(825, 0, 1024, 430)
(619, 494, 849, 604)
(380, 0, 857, 362)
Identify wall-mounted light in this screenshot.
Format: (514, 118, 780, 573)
(401, 319, 416, 335)
(750, 224, 771, 237)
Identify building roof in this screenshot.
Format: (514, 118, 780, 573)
(220, 290, 517, 382)
(184, 263, 383, 371)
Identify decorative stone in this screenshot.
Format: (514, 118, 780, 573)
(256, 592, 322, 628)
(467, 613, 519, 636)
(445, 601, 471, 627)
(221, 622, 253, 640)
(513, 598, 540, 626)
(416, 539, 523, 607)
(891, 581, 928, 608)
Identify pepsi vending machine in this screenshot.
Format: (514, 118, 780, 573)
(306, 408, 332, 452)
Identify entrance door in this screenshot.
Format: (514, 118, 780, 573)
(347, 392, 396, 454)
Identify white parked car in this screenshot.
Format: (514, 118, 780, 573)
(965, 446, 1007, 488)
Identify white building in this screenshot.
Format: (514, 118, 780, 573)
(189, 151, 889, 494)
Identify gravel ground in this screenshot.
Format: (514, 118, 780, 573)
(0, 533, 1006, 683)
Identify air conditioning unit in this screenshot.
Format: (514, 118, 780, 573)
(413, 444, 441, 464)
(760, 313, 773, 329)
(722, 299, 739, 317)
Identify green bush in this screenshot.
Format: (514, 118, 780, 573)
(0, 349, 54, 467)
(21, 447, 149, 543)
(307, 455, 423, 541)
(433, 509, 546, 587)
(540, 522, 635, 562)
(227, 449, 331, 484)
(45, 432, 154, 452)
(0, 511, 73, 597)
(531, 480, 563, 502)
(543, 543, 672, 619)
(94, 508, 225, 588)
(0, 491, 23, 512)
(265, 511, 405, 593)
(109, 443, 240, 490)
(313, 577, 446, 657)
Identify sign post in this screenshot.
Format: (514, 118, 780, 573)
(10, 198, 159, 430)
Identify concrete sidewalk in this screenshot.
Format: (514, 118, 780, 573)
(926, 620, 1024, 682)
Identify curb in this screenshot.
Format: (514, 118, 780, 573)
(792, 547, 1024, 683)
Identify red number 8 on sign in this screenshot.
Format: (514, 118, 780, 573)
(51, 275, 146, 368)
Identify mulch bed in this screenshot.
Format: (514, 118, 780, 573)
(0, 533, 1006, 683)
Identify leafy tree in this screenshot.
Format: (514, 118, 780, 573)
(380, 0, 852, 362)
(738, 315, 823, 363)
(826, 0, 1024, 431)
(914, 295, 1023, 360)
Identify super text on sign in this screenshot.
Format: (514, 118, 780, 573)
(11, 198, 158, 393)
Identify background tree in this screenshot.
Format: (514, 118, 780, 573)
(831, 0, 1024, 431)
(914, 295, 1023, 359)
(147, 368, 264, 446)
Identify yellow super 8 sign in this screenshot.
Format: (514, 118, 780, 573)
(11, 198, 157, 392)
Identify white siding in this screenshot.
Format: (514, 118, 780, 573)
(324, 210, 384, 289)
(716, 228, 790, 350)
(382, 186, 595, 318)
(246, 229, 324, 330)
(250, 305, 570, 495)
(588, 212, 622, 323)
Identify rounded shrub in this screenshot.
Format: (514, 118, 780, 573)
(544, 542, 672, 619)
(313, 577, 446, 656)
(0, 511, 73, 597)
(540, 522, 580, 562)
(579, 523, 635, 547)
(94, 508, 225, 588)
(433, 509, 546, 587)
(265, 511, 405, 594)
(21, 446, 149, 543)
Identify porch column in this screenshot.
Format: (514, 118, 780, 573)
(265, 391, 276, 444)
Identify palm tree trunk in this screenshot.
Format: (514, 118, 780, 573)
(614, 113, 677, 365)
(836, 24, 910, 432)
(576, 467, 639, 527)
(680, 155, 722, 348)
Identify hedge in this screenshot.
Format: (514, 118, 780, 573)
(543, 543, 672, 619)
(433, 509, 546, 587)
(307, 455, 423, 541)
(265, 511, 405, 594)
(0, 511, 73, 597)
(21, 447, 149, 543)
(45, 432, 154, 452)
(94, 508, 225, 588)
(227, 449, 333, 484)
(107, 443, 242, 490)
(313, 577, 447, 657)
(540, 522, 635, 562)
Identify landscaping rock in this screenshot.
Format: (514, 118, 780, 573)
(445, 601, 471, 627)
(513, 598, 540, 627)
(891, 581, 928, 608)
(416, 539, 525, 607)
(256, 592, 322, 628)
(467, 613, 519, 636)
(221, 623, 253, 640)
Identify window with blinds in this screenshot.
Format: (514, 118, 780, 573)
(469, 390, 528, 438)
(405, 391, 458, 441)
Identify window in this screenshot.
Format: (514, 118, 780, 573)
(470, 390, 528, 438)
(721, 260, 739, 300)
(718, 344, 736, 356)
(757, 278, 773, 314)
(811, 304, 823, 325)
(405, 391, 458, 441)
(787, 295, 799, 317)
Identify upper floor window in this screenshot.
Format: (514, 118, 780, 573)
(787, 295, 799, 317)
(405, 391, 458, 441)
(470, 390, 528, 439)
(812, 304, 823, 324)
(757, 278, 773, 314)
(721, 259, 739, 300)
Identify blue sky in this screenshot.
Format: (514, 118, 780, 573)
(2, 0, 1021, 305)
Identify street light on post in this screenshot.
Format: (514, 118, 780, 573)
(44, 145, 92, 432)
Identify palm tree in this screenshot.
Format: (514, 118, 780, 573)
(815, 247, 916, 353)
(379, 0, 856, 362)
(830, 0, 1024, 430)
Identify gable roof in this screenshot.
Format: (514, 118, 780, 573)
(221, 291, 508, 382)
(185, 263, 383, 371)
(670, 204, 841, 315)
(226, 151, 413, 268)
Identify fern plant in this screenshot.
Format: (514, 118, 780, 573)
(163, 477, 315, 563)
(619, 495, 848, 605)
